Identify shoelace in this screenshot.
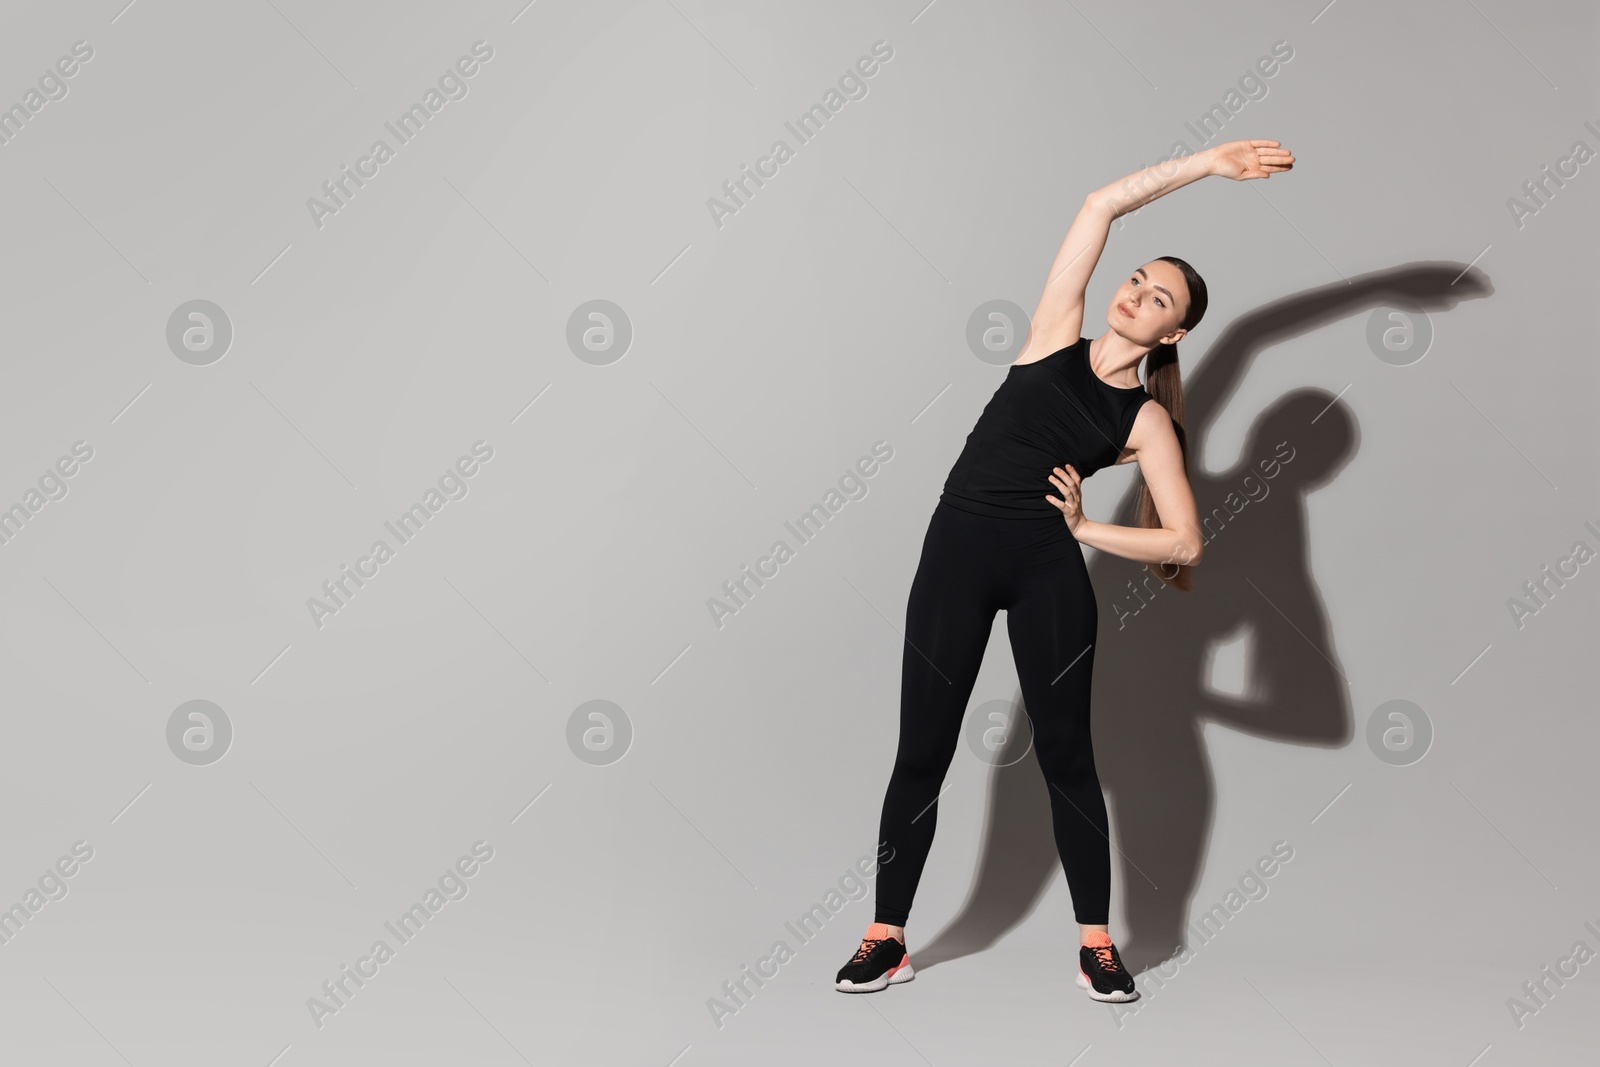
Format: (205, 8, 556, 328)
(850, 937, 887, 964)
(1087, 943, 1121, 973)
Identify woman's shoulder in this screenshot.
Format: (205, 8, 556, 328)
(1115, 398, 1171, 464)
(1011, 333, 1085, 366)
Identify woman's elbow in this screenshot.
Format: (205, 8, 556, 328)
(1172, 532, 1203, 568)
(1082, 192, 1115, 219)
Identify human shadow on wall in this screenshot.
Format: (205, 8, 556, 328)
(912, 262, 1492, 975)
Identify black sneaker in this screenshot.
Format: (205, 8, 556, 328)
(835, 922, 915, 993)
(1076, 934, 1138, 1002)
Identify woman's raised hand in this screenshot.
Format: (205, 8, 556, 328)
(1207, 140, 1295, 181)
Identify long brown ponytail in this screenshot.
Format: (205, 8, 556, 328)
(1134, 255, 1206, 593)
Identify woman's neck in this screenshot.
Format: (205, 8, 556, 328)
(1089, 336, 1142, 389)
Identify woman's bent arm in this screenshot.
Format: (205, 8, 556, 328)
(1052, 403, 1204, 568)
(1070, 517, 1202, 571)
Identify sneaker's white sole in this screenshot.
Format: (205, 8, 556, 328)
(1077, 970, 1139, 1002)
(835, 960, 916, 993)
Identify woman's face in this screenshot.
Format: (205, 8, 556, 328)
(1105, 261, 1189, 346)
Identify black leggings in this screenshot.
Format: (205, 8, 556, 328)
(873, 500, 1111, 927)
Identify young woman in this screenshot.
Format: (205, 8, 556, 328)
(835, 140, 1295, 1001)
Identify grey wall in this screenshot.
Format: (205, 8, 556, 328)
(0, 0, 1595, 1064)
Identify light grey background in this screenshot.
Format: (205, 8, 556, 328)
(1, 0, 1595, 1064)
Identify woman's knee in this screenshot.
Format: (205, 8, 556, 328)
(891, 739, 959, 786)
(1032, 737, 1099, 785)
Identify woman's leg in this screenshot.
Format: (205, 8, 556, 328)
(1002, 532, 1112, 937)
(872, 505, 1000, 927)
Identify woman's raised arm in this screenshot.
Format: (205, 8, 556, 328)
(1022, 142, 1288, 360)
(1017, 193, 1117, 360)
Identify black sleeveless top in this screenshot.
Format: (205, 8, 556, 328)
(940, 336, 1153, 519)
